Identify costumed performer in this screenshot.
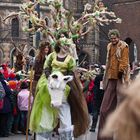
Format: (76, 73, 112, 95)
(30, 38, 89, 139)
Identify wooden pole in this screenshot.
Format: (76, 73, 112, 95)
(26, 66, 34, 140)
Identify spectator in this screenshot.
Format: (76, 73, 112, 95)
(17, 81, 33, 134)
(0, 72, 14, 137)
(90, 65, 105, 132)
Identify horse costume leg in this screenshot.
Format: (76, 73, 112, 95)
(36, 132, 52, 140)
(58, 131, 74, 140)
(58, 102, 74, 140)
(35, 106, 53, 140)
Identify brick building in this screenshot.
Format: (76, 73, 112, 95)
(99, 0, 140, 64)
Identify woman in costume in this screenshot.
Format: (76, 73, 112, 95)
(30, 38, 89, 139)
(33, 41, 52, 97)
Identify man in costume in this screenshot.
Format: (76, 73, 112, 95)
(97, 29, 130, 140)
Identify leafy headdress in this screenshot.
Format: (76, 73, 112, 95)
(59, 37, 71, 47)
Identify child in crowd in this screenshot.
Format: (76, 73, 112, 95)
(17, 81, 33, 134)
(7, 73, 21, 135)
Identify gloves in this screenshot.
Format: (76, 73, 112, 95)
(118, 72, 123, 79)
(44, 67, 51, 78)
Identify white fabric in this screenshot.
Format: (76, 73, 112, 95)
(36, 134, 48, 140)
(58, 103, 73, 131)
(39, 106, 53, 130)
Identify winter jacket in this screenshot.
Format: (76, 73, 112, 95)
(0, 76, 14, 113)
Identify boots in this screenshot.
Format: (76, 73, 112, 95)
(90, 117, 98, 132)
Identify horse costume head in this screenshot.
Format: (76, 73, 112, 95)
(47, 71, 73, 107)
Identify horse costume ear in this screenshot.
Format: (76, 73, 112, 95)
(63, 76, 73, 83)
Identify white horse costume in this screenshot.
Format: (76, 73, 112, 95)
(31, 71, 74, 140)
(47, 71, 74, 139)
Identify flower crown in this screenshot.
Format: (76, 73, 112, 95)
(59, 37, 71, 47)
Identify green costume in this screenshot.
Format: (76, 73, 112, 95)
(30, 52, 76, 133)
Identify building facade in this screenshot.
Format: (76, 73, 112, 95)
(99, 0, 140, 64)
(1, 1, 139, 67)
(0, 0, 51, 66)
(0, 0, 99, 67)
(0, 0, 31, 65)
(66, 0, 100, 67)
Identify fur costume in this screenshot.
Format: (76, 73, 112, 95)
(103, 40, 130, 90)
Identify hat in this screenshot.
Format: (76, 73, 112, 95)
(8, 80, 17, 90)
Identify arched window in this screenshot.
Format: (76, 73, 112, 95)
(124, 37, 135, 63)
(11, 18, 19, 38)
(124, 38, 133, 46)
(10, 48, 16, 68)
(29, 49, 35, 57)
(78, 50, 90, 69)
